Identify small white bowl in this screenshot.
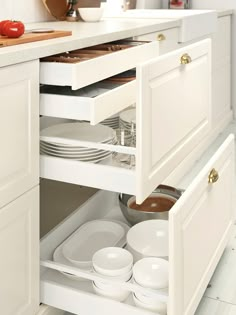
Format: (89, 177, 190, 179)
(93, 281, 130, 302)
(126, 220, 169, 262)
(92, 247, 133, 276)
(133, 257, 169, 289)
(93, 268, 133, 284)
(79, 7, 104, 22)
(133, 293, 167, 314)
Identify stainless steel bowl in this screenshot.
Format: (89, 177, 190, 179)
(119, 185, 184, 226)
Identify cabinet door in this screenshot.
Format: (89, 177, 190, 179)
(168, 135, 234, 315)
(0, 61, 39, 208)
(136, 39, 211, 203)
(0, 186, 39, 315)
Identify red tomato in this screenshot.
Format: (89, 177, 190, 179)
(2, 21, 25, 38)
(0, 20, 11, 35)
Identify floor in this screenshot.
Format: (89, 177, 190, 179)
(195, 224, 236, 314)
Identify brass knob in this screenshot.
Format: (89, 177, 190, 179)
(157, 34, 166, 41)
(180, 53, 192, 65)
(208, 168, 219, 184)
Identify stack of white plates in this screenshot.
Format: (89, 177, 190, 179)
(101, 113, 120, 129)
(119, 109, 136, 132)
(40, 122, 116, 163)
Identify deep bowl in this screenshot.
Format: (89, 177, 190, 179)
(119, 185, 183, 226)
(79, 7, 104, 22)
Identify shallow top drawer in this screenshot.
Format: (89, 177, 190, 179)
(133, 27, 179, 55)
(39, 40, 159, 90)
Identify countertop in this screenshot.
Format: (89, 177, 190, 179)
(0, 18, 180, 68)
(0, 9, 232, 68)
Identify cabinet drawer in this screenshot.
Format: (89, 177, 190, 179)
(40, 134, 234, 315)
(133, 28, 179, 54)
(40, 39, 211, 204)
(40, 41, 158, 90)
(40, 79, 136, 125)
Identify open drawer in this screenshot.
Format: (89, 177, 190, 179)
(40, 78, 136, 125)
(39, 40, 159, 90)
(40, 39, 211, 204)
(40, 134, 235, 315)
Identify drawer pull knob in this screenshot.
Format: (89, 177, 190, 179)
(180, 53, 192, 65)
(157, 34, 166, 41)
(208, 168, 219, 184)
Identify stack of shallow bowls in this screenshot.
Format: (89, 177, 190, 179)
(133, 257, 169, 314)
(92, 247, 133, 301)
(119, 109, 136, 134)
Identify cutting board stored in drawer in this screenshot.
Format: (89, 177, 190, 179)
(0, 30, 72, 47)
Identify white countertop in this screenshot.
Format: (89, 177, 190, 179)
(0, 18, 180, 68)
(0, 9, 232, 68)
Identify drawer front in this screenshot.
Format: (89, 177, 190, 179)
(168, 135, 235, 315)
(134, 27, 179, 55)
(136, 39, 211, 203)
(40, 41, 159, 90)
(0, 61, 39, 209)
(40, 80, 136, 125)
(0, 186, 39, 315)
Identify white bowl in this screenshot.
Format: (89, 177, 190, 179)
(94, 273, 132, 290)
(92, 281, 130, 302)
(79, 7, 104, 22)
(92, 247, 133, 276)
(93, 268, 133, 283)
(133, 258, 169, 289)
(133, 293, 167, 314)
(126, 220, 169, 262)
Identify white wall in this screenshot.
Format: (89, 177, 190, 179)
(0, 0, 53, 22)
(191, 1, 236, 116)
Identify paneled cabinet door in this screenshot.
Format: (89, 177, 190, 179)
(0, 60, 39, 209)
(0, 186, 39, 315)
(168, 135, 235, 315)
(136, 39, 211, 203)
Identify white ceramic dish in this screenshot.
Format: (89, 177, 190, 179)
(119, 109, 136, 124)
(79, 7, 104, 22)
(53, 220, 130, 279)
(92, 247, 133, 276)
(133, 257, 169, 289)
(133, 293, 167, 314)
(62, 220, 126, 268)
(126, 220, 169, 262)
(92, 281, 130, 302)
(93, 270, 132, 289)
(41, 122, 115, 144)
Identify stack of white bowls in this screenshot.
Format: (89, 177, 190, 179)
(133, 257, 169, 314)
(92, 247, 133, 301)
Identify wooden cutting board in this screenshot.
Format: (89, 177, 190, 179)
(0, 30, 72, 48)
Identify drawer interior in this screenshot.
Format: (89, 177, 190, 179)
(41, 41, 149, 64)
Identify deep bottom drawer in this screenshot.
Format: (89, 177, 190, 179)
(40, 130, 235, 315)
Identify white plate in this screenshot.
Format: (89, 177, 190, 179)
(62, 220, 127, 269)
(53, 220, 130, 280)
(119, 109, 136, 124)
(41, 122, 115, 144)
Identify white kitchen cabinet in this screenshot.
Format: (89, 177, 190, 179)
(0, 60, 39, 209)
(40, 39, 211, 204)
(39, 134, 234, 315)
(0, 186, 39, 315)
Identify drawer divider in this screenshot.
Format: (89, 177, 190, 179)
(41, 259, 168, 303)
